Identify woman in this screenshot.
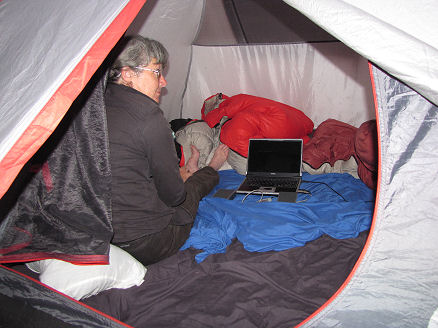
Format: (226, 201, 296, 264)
(105, 35, 228, 265)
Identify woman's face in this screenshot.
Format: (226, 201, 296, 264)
(124, 59, 167, 103)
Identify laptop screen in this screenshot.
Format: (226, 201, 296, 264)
(247, 139, 302, 175)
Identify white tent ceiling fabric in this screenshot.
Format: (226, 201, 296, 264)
(0, 0, 130, 164)
(129, 0, 375, 126)
(283, 0, 438, 107)
(183, 42, 374, 127)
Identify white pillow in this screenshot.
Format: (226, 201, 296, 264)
(26, 244, 146, 300)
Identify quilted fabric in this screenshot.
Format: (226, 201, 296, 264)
(174, 120, 233, 171)
(355, 120, 378, 189)
(175, 121, 218, 168)
(302, 119, 378, 189)
(302, 119, 357, 168)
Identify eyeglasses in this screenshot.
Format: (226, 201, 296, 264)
(134, 66, 162, 79)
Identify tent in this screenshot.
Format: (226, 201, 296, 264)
(1, 0, 438, 327)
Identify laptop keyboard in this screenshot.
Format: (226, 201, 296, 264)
(246, 176, 299, 189)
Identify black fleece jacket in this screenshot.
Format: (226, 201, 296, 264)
(105, 83, 186, 243)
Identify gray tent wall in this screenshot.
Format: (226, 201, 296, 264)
(129, 0, 438, 327)
(301, 62, 438, 328)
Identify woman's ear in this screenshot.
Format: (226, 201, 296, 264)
(120, 68, 134, 87)
(121, 67, 132, 79)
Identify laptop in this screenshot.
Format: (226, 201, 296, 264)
(235, 138, 303, 196)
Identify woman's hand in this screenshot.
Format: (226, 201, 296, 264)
(179, 165, 192, 182)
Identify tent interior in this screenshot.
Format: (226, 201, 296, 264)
(1, 0, 438, 327)
(126, 0, 374, 126)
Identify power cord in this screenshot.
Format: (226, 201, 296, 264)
(242, 189, 259, 203)
(301, 180, 347, 202)
(242, 190, 274, 203)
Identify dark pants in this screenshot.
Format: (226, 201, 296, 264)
(118, 166, 218, 266)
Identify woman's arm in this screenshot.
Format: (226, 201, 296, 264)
(142, 109, 186, 207)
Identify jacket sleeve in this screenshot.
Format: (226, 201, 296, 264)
(142, 108, 186, 207)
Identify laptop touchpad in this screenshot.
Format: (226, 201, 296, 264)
(258, 186, 276, 192)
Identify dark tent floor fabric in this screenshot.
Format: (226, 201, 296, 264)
(83, 231, 368, 328)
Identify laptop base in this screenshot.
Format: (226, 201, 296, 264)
(214, 188, 298, 203)
(213, 189, 236, 200)
(277, 192, 298, 203)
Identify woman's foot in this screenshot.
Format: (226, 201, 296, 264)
(186, 144, 200, 173)
(208, 144, 229, 170)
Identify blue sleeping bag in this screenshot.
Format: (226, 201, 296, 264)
(181, 170, 375, 262)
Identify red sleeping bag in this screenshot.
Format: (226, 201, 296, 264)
(302, 118, 378, 189)
(202, 94, 314, 157)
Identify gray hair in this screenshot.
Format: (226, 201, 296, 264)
(108, 35, 168, 82)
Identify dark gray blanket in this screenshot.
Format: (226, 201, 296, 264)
(84, 231, 368, 327)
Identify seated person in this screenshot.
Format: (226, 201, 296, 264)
(105, 35, 228, 265)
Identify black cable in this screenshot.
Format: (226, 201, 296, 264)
(301, 180, 348, 202)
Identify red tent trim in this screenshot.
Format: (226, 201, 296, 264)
(0, 0, 146, 199)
